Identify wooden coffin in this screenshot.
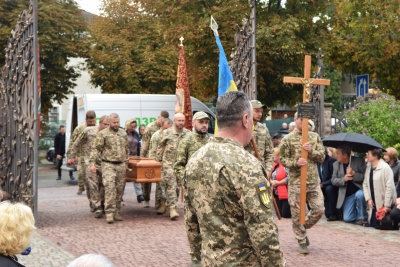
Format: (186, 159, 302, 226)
(125, 156, 162, 183)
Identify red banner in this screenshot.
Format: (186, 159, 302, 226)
(175, 45, 192, 130)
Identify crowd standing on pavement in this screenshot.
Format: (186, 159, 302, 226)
(39, 90, 400, 266)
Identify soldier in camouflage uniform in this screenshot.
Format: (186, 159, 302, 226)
(89, 113, 129, 224)
(67, 110, 97, 195)
(148, 118, 172, 211)
(140, 110, 170, 208)
(244, 100, 274, 174)
(69, 115, 110, 217)
(279, 112, 325, 254)
(156, 113, 191, 220)
(173, 111, 210, 264)
(185, 92, 285, 267)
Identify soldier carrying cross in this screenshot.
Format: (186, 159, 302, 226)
(280, 55, 329, 254)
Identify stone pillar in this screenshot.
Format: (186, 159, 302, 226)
(324, 103, 334, 137)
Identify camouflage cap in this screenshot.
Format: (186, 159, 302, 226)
(251, 100, 266, 109)
(193, 111, 209, 120)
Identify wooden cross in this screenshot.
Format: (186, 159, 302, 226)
(283, 55, 330, 224)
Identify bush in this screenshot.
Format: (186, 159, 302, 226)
(343, 93, 400, 148)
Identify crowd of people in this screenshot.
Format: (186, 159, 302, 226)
(4, 91, 400, 266)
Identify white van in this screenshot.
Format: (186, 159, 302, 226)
(65, 94, 216, 150)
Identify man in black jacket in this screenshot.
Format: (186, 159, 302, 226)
(317, 148, 338, 221)
(54, 125, 74, 180)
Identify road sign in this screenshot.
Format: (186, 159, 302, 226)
(356, 74, 369, 97)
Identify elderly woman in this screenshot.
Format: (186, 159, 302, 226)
(363, 148, 397, 227)
(0, 201, 35, 266)
(270, 147, 291, 218)
(125, 119, 144, 203)
(384, 147, 400, 187)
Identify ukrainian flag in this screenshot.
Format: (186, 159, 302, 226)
(215, 36, 238, 96)
(214, 36, 237, 134)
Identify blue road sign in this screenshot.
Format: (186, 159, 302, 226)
(356, 74, 369, 97)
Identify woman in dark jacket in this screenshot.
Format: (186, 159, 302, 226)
(0, 202, 35, 267)
(125, 119, 144, 202)
(384, 147, 400, 193)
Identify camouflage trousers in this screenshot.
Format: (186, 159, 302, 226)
(85, 163, 105, 213)
(288, 183, 324, 244)
(142, 183, 152, 201)
(102, 161, 126, 215)
(77, 160, 86, 189)
(163, 166, 179, 207)
(156, 179, 166, 201)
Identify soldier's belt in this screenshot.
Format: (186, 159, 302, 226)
(102, 159, 123, 164)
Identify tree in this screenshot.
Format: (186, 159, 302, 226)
(327, 0, 400, 99)
(344, 94, 400, 148)
(324, 64, 343, 112)
(0, 0, 89, 115)
(87, 0, 332, 107)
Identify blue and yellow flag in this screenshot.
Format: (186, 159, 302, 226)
(214, 36, 237, 134)
(215, 36, 237, 96)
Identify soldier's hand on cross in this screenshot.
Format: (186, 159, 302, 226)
(90, 165, 96, 173)
(302, 142, 312, 152)
(297, 158, 307, 167)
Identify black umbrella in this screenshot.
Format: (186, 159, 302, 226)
(322, 133, 386, 153)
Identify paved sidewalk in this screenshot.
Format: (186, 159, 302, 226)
(20, 167, 400, 267)
(17, 231, 75, 266)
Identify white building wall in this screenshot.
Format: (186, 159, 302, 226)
(51, 57, 102, 123)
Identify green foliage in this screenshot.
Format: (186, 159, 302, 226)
(0, 0, 89, 115)
(324, 64, 343, 112)
(328, 0, 400, 99)
(344, 94, 400, 148)
(87, 0, 331, 106)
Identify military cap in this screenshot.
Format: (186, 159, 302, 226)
(251, 100, 266, 109)
(193, 111, 209, 120)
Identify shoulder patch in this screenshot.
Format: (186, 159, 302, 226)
(256, 183, 271, 208)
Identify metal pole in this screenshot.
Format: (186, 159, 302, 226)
(250, 0, 257, 100)
(320, 85, 325, 139)
(32, 0, 39, 219)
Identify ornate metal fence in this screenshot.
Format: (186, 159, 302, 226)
(0, 0, 39, 215)
(229, 0, 257, 100)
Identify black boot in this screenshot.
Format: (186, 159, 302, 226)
(137, 195, 144, 203)
(56, 176, 61, 180)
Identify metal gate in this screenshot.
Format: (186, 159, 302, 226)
(0, 0, 39, 216)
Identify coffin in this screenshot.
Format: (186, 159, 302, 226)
(125, 156, 162, 183)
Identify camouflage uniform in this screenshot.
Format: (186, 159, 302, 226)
(244, 122, 274, 173)
(173, 132, 210, 185)
(70, 126, 105, 213)
(149, 129, 165, 202)
(140, 121, 161, 201)
(156, 127, 191, 207)
(279, 128, 325, 245)
(67, 123, 88, 192)
(184, 137, 285, 266)
(89, 127, 129, 216)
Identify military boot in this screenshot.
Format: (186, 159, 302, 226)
(94, 211, 102, 218)
(143, 200, 150, 208)
(77, 187, 85, 195)
(156, 199, 166, 215)
(114, 213, 123, 221)
(299, 243, 309, 254)
(169, 205, 179, 220)
(164, 206, 170, 217)
(106, 214, 114, 224)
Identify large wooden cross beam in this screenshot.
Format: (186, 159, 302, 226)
(283, 55, 330, 224)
